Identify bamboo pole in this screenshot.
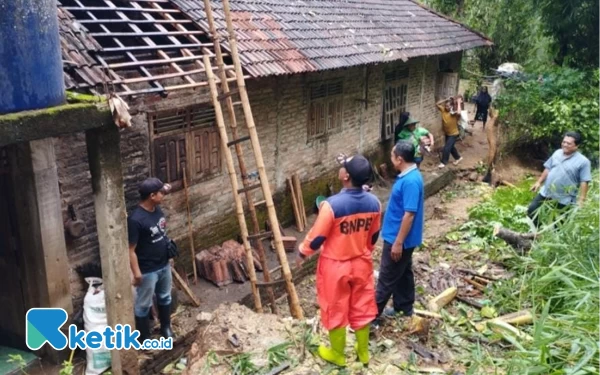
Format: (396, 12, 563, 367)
(183, 169, 198, 284)
(201, 0, 277, 313)
(292, 173, 307, 229)
(171, 265, 200, 307)
(475, 310, 533, 332)
(203, 54, 262, 313)
(287, 178, 304, 232)
(220, 0, 303, 319)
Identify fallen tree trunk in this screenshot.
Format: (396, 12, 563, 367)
(493, 226, 536, 251)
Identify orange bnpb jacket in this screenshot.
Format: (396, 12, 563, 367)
(299, 189, 381, 260)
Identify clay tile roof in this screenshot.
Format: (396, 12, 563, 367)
(170, 0, 492, 77)
(58, 7, 111, 93)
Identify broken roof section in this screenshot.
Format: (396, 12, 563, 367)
(172, 0, 492, 77)
(58, 0, 234, 96)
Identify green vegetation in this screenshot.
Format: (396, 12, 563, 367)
(423, 0, 598, 72)
(495, 68, 599, 163)
(424, 0, 599, 164)
(455, 174, 599, 374)
(6, 354, 28, 375)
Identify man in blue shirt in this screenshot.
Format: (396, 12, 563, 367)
(528, 131, 592, 226)
(375, 141, 424, 320)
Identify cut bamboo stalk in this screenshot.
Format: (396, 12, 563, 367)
(456, 295, 483, 309)
(427, 287, 457, 312)
(203, 54, 262, 313)
(414, 309, 443, 320)
(475, 310, 533, 332)
(183, 169, 198, 284)
(462, 277, 486, 291)
(171, 265, 200, 307)
(211, 2, 304, 319)
(288, 177, 304, 232)
(201, 0, 277, 314)
(473, 276, 490, 285)
(495, 310, 534, 326)
(487, 319, 533, 342)
(456, 267, 500, 281)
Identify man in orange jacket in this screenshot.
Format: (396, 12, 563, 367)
(297, 154, 382, 367)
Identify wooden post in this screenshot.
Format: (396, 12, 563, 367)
(9, 139, 73, 363)
(86, 126, 139, 375)
(221, 0, 304, 320)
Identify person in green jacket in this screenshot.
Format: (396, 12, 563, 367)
(396, 117, 434, 169)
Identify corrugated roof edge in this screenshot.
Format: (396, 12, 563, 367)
(408, 0, 494, 46)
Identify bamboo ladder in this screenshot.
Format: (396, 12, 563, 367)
(201, 0, 303, 319)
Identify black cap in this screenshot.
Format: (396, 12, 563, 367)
(139, 177, 171, 196)
(336, 154, 372, 186)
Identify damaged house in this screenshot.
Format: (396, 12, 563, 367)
(0, 0, 490, 365)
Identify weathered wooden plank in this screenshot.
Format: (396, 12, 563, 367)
(424, 169, 455, 198)
(86, 125, 139, 375)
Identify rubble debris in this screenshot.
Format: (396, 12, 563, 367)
(196, 312, 213, 323)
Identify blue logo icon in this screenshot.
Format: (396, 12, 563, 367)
(25, 308, 172, 351)
(26, 308, 69, 350)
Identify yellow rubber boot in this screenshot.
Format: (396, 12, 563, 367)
(318, 328, 346, 367)
(354, 325, 370, 366)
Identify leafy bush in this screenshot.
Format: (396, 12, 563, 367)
(495, 68, 599, 163)
(465, 173, 599, 374)
(467, 179, 534, 239)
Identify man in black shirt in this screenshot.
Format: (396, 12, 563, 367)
(128, 177, 173, 342)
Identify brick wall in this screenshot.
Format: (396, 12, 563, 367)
(55, 52, 462, 308)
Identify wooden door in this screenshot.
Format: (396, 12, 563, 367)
(436, 72, 459, 100)
(0, 147, 27, 349)
(381, 75, 408, 141)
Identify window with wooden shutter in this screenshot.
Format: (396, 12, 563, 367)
(307, 79, 343, 139)
(149, 104, 221, 191)
(381, 68, 409, 141)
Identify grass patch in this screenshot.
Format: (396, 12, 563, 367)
(457, 174, 599, 374)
